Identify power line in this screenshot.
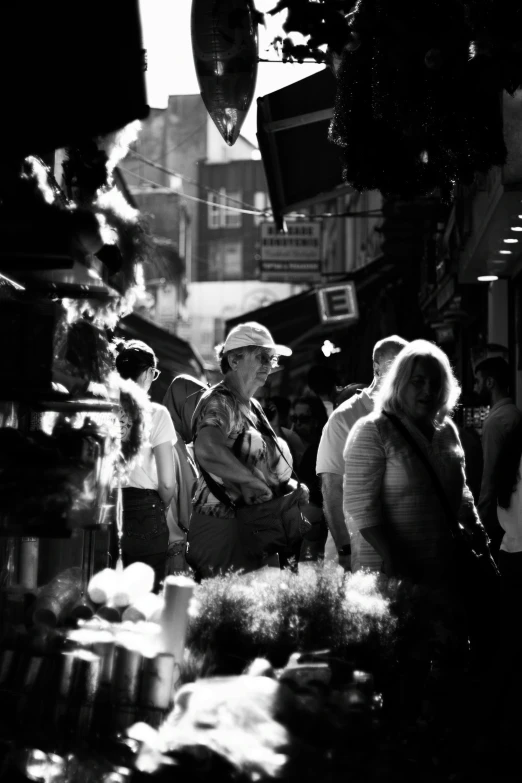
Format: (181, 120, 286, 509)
(119, 166, 269, 216)
(134, 120, 208, 166)
(120, 165, 384, 221)
(127, 150, 262, 212)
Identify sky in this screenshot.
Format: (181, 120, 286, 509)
(139, 0, 322, 145)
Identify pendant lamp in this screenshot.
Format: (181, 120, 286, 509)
(191, 0, 259, 146)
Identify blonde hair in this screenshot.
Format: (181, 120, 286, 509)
(375, 339, 461, 425)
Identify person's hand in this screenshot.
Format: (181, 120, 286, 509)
(241, 477, 273, 505)
(297, 482, 310, 503)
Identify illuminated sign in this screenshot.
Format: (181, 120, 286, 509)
(317, 283, 359, 325)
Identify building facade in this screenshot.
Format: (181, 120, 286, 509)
(196, 159, 269, 282)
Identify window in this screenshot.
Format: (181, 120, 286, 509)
(208, 192, 222, 229)
(224, 191, 242, 228)
(208, 240, 243, 280)
(207, 189, 242, 229)
(254, 192, 269, 226)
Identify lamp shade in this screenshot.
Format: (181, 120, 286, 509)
(191, 0, 259, 146)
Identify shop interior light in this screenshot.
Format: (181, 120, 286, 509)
(477, 275, 499, 282)
(510, 226, 522, 231)
(503, 238, 519, 243)
(499, 250, 512, 254)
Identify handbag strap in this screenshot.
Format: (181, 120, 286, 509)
(382, 412, 462, 540)
(249, 398, 300, 486)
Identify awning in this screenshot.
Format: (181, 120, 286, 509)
(116, 312, 207, 400)
(257, 68, 352, 230)
(225, 255, 396, 353)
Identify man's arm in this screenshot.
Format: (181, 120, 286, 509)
(195, 426, 272, 504)
(316, 407, 354, 569)
(321, 473, 350, 548)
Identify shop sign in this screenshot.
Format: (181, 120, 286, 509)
(317, 283, 359, 325)
(260, 221, 321, 281)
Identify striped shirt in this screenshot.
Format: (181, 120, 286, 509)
(343, 411, 480, 582)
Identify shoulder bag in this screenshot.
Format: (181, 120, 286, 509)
(383, 412, 500, 591)
(194, 392, 311, 561)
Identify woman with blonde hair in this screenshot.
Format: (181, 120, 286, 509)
(343, 340, 496, 715)
(343, 339, 489, 583)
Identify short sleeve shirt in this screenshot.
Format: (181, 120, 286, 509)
(193, 384, 292, 518)
(125, 403, 177, 490)
(316, 390, 374, 476)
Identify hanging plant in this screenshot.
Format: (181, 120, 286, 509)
(63, 121, 154, 296)
(269, 0, 521, 201)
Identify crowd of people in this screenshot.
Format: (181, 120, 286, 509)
(114, 324, 522, 582)
(113, 322, 521, 689)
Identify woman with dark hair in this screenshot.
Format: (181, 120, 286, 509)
(290, 396, 329, 559)
(115, 339, 177, 589)
(495, 420, 522, 589)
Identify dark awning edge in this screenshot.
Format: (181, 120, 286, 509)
(257, 68, 349, 231)
(116, 312, 206, 379)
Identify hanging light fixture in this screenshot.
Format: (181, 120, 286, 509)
(191, 0, 259, 146)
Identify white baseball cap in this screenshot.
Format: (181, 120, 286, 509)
(223, 322, 292, 357)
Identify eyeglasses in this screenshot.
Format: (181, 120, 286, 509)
(291, 414, 312, 424)
(256, 350, 280, 368)
(149, 367, 161, 381)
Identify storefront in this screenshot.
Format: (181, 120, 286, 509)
(226, 254, 426, 395)
(449, 90, 522, 407)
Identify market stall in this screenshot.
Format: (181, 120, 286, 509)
(0, 2, 520, 782)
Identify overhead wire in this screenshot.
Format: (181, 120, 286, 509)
(119, 165, 384, 220)
(118, 166, 269, 216)
(127, 150, 261, 212)
(133, 120, 208, 166)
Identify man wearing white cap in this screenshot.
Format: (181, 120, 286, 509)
(186, 322, 297, 578)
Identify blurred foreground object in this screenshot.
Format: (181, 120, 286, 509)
(191, 0, 259, 145)
(1, 0, 148, 157)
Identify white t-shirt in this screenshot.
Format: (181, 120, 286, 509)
(316, 389, 374, 563)
(126, 403, 177, 491)
(316, 390, 374, 476)
(497, 453, 522, 553)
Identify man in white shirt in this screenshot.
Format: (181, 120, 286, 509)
(474, 357, 522, 554)
(316, 335, 408, 569)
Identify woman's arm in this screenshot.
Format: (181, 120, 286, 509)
(343, 419, 409, 577)
(452, 425, 490, 551)
(153, 441, 177, 506)
(195, 425, 273, 504)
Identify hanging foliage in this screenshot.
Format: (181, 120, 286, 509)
(63, 121, 154, 295)
(270, 0, 522, 201)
